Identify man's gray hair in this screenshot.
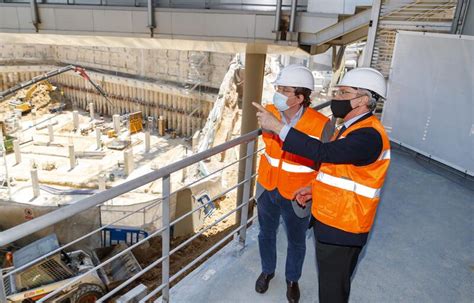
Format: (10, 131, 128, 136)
(358, 88, 377, 111)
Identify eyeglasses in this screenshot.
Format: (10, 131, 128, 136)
(330, 89, 359, 98)
(275, 86, 296, 95)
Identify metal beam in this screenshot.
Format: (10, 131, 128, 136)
(379, 20, 453, 31)
(328, 26, 369, 46)
(310, 43, 332, 55)
(300, 9, 371, 46)
(361, 0, 382, 67)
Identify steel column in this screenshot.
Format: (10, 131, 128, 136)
(30, 0, 40, 32)
(451, 0, 471, 34)
(289, 0, 298, 33)
(274, 0, 283, 39)
(147, 0, 156, 37)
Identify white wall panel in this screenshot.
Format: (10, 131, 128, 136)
(0, 7, 20, 29)
(93, 10, 133, 33)
(382, 31, 474, 175)
(54, 8, 94, 31)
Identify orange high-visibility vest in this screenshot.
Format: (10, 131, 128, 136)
(311, 115, 391, 233)
(258, 104, 329, 200)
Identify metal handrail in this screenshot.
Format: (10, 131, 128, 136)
(1, 0, 309, 10)
(0, 129, 261, 248)
(36, 137, 258, 302)
(2, 145, 264, 284)
(38, 173, 257, 302)
(37, 137, 259, 301)
(140, 213, 258, 303)
(98, 183, 257, 302)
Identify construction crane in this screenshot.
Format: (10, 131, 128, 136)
(0, 65, 113, 109)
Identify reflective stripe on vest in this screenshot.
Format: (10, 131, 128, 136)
(379, 150, 391, 160)
(264, 152, 280, 167)
(265, 152, 315, 174)
(316, 171, 381, 199)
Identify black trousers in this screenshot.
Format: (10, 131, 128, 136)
(314, 233, 362, 303)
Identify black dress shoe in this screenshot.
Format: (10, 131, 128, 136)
(286, 280, 300, 303)
(255, 272, 275, 293)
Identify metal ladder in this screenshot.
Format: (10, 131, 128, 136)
(363, 0, 458, 76)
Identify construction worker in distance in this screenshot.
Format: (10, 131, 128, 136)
(254, 64, 333, 303)
(253, 67, 391, 303)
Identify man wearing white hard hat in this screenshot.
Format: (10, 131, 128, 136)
(254, 64, 333, 303)
(253, 67, 391, 303)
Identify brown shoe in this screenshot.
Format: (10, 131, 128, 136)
(286, 280, 300, 303)
(255, 272, 275, 293)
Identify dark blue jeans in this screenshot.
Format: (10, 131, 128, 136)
(257, 189, 310, 282)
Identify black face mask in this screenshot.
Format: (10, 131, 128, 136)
(330, 99, 353, 118)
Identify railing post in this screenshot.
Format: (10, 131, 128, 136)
(161, 174, 171, 302)
(238, 139, 255, 246)
(0, 269, 7, 302)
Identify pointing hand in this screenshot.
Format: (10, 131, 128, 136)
(252, 102, 284, 134)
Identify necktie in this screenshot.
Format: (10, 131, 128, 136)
(335, 125, 347, 140)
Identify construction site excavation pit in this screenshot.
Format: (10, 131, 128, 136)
(0, 44, 247, 279)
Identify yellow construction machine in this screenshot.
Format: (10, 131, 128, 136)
(8, 80, 54, 115)
(0, 65, 113, 113)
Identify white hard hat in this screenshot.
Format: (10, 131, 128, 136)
(274, 64, 314, 90)
(336, 67, 387, 98)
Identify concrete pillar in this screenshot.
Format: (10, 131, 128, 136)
(48, 122, 54, 143)
(13, 139, 21, 164)
(124, 149, 134, 176)
(73, 110, 79, 130)
(147, 116, 154, 132)
(89, 102, 95, 120)
(113, 114, 121, 134)
(192, 131, 200, 153)
(31, 169, 40, 198)
(68, 144, 76, 169)
(145, 131, 150, 153)
(158, 116, 165, 136)
(237, 52, 266, 222)
(99, 174, 106, 191)
(95, 127, 101, 150)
